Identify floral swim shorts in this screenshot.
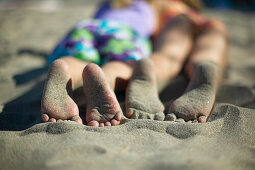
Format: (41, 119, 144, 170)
(48, 19, 152, 65)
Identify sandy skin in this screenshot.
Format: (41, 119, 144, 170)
(41, 60, 123, 127)
(165, 61, 221, 123)
(41, 58, 219, 124)
(125, 58, 165, 120)
(83, 63, 123, 127)
(41, 59, 83, 124)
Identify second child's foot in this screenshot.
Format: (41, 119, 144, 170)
(166, 61, 220, 123)
(125, 58, 165, 120)
(41, 59, 83, 124)
(83, 64, 123, 127)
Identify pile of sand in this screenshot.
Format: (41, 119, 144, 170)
(0, 1, 255, 169)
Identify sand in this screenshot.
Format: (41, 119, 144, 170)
(0, 1, 255, 170)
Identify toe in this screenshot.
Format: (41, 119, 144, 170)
(130, 111, 139, 119)
(71, 115, 80, 121)
(126, 108, 133, 118)
(42, 114, 49, 122)
(49, 118, 56, 122)
(146, 114, 153, 119)
(71, 115, 83, 124)
(192, 119, 198, 123)
(198, 116, 207, 123)
(86, 109, 101, 123)
(111, 119, 118, 126)
(57, 119, 63, 122)
(138, 113, 147, 119)
(88, 121, 99, 127)
(127, 108, 138, 119)
(154, 112, 165, 121)
(175, 118, 185, 123)
(99, 123, 104, 127)
(75, 118, 83, 124)
(114, 112, 122, 121)
(165, 113, 176, 121)
(105, 122, 111, 126)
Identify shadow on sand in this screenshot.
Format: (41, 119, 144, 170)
(0, 48, 49, 131)
(0, 66, 48, 131)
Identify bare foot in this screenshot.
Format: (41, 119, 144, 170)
(125, 58, 165, 120)
(166, 61, 220, 123)
(83, 63, 123, 127)
(41, 59, 83, 124)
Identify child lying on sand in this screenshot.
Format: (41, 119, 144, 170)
(41, 0, 228, 126)
(139, 0, 229, 123)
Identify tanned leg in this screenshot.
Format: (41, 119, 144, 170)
(151, 15, 194, 90)
(125, 15, 194, 121)
(166, 23, 228, 123)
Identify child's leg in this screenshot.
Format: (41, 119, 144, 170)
(41, 57, 87, 124)
(83, 50, 167, 124)
(151, 15, 194, 89)
(124, 15, 194, 120)
(41, 21, 99, 124)
(166, 22, 228, 122)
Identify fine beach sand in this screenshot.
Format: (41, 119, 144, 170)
(0, 1, 255, 169)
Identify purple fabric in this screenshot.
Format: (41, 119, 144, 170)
(94, 1, 155, 37)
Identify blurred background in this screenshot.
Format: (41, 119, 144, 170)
(203, 0, 255, 11)
(0, 0, 255, 11)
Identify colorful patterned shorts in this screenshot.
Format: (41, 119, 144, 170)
(48, 19, 152, 65)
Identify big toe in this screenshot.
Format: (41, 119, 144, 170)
(114, 112, 123, 121)
(42, 114, 49, 122)
(198, 115, 207, 123)
(127, 108, 138, 119)
(71, 115, 83, 124)
(87, 120, 99, 127)
(111, 119, 119, 126)
(154, 112, 165, 121)
(165, 113, 176, 121)
(130, 111, 139, 119)
(169, 104, 195, 121)
(49, 118, 57, 122)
